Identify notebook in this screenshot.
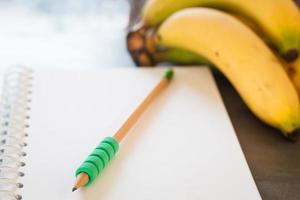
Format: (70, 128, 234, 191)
(0, 66, 261, 200)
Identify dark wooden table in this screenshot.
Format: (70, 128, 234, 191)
(215, 72, 300, 200)
(129, 1, 300, 199)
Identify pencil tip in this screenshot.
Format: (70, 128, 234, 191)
(72, 187, 77, 192)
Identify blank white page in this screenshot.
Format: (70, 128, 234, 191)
(23, 67, 261, 200)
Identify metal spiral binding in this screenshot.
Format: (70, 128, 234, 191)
(0, 66, 33, 200)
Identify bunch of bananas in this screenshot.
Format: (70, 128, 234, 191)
(126, 0, 300, 139)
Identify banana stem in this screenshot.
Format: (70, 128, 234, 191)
(127, 25, 156, 66)
(153, 48, 211, 65)
(127, 25, 214, 67)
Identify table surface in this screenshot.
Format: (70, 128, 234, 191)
(0, 1, 300, 199)
(215, 72, 300, 200)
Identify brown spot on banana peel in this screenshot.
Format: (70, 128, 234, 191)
(283, 48, 299, 62)
(287, 65, 296, 77)
(272, 50, 296, 77)
(285, 130, 299, 142)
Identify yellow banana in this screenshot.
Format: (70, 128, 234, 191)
(142, 0, 300, 61)
(156, 8, 300, 136)
(289, 58, 300, 94)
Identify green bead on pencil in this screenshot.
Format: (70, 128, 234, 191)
(73, 68, 174, 191)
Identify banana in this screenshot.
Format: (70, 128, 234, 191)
(153, 41, 300, 102)
(289, 58, 300, 94)
(142, 0, 300, 61)
(270, 51, 300, 96)
(153, 48, 210, 65)
(156, 8, 300, 136)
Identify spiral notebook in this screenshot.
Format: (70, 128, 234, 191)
(0, 66, 261, 200)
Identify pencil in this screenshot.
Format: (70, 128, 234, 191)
(72, 68, 174, 192)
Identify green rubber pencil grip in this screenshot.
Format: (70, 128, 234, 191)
(75, 137, 119, 186)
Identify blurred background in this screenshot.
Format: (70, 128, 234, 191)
(0, 0, 133, 73)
